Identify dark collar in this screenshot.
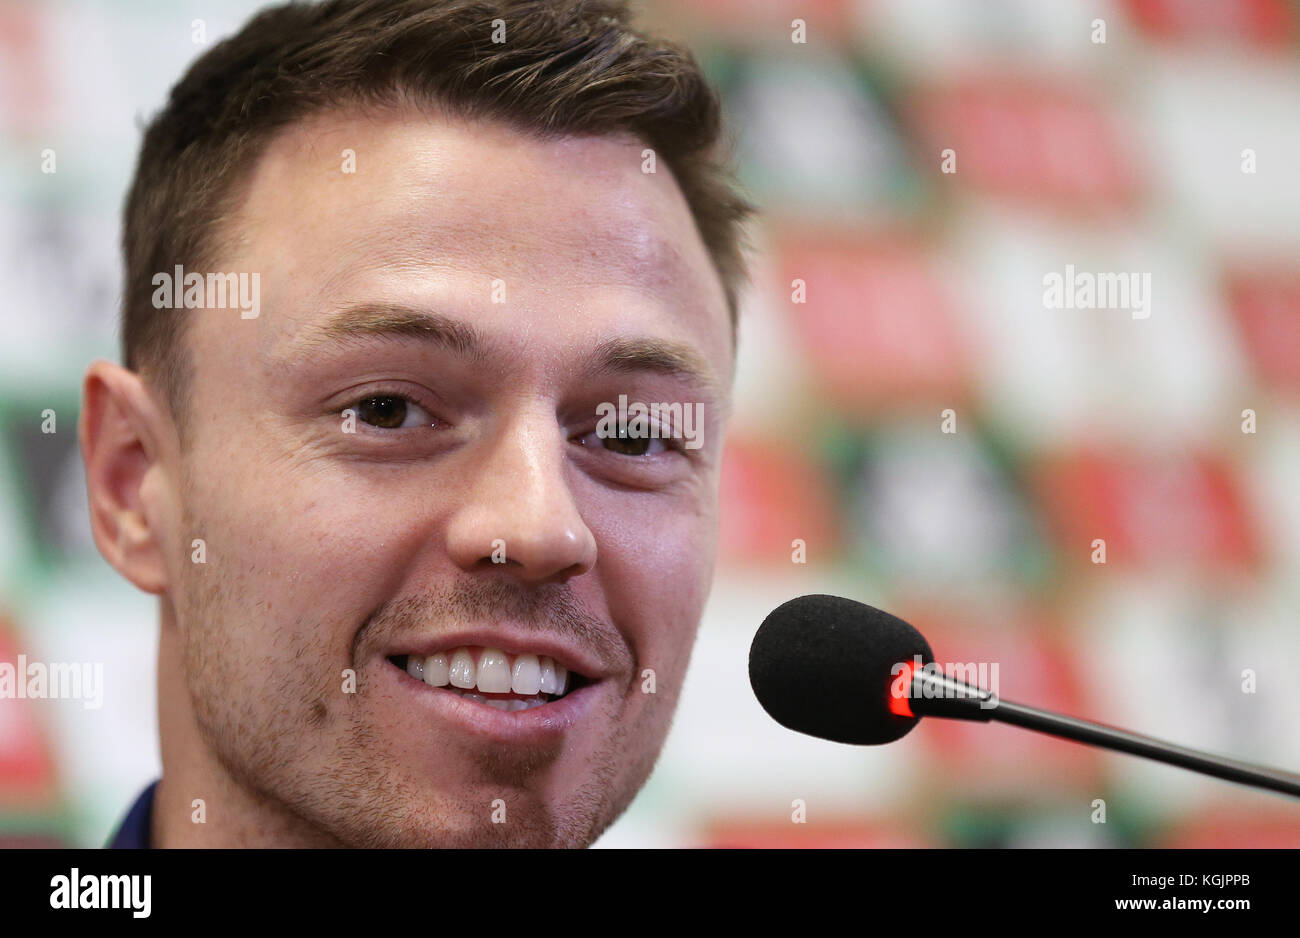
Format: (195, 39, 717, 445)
(106, 780, 158, 848)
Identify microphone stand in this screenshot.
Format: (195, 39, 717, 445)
(906, 666, 1300, 800)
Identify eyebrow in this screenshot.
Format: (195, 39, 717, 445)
(281, 303, 486, 364)
(586, 336, 723, 405)
(281, 302, 724, 404)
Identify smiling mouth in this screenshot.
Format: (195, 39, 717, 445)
(387, 647, 592, 711)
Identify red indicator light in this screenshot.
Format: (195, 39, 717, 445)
(890, 660, 915, 718)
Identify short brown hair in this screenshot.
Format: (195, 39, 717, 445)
(121, 0, 754, 421)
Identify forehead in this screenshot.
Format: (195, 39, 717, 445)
(207, 105, 731, 382)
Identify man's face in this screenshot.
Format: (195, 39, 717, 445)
(165, 106, 732, 846)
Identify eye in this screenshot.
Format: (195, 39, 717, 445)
(574, 426, 673, 457)
(349, 395, 436, 430)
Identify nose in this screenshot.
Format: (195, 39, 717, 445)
(445, 410, 597, 585)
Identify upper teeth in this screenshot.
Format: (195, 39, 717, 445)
(405, 646, 569, 696)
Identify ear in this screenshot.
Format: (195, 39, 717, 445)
(78, 360, 176, 595)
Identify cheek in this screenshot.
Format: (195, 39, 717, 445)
(587, 491, 718, 678)
(180, 454, 427, 661)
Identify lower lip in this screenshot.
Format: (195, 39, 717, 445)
(385, 658, 603, 744)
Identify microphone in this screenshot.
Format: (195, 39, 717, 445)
(748, 593, 1300, 800)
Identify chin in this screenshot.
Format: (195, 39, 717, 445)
(318, 784, 609, 849)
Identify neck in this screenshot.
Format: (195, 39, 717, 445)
(152, 598, 342, 848)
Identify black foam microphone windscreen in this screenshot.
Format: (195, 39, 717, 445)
(748, 594, 934, 745)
